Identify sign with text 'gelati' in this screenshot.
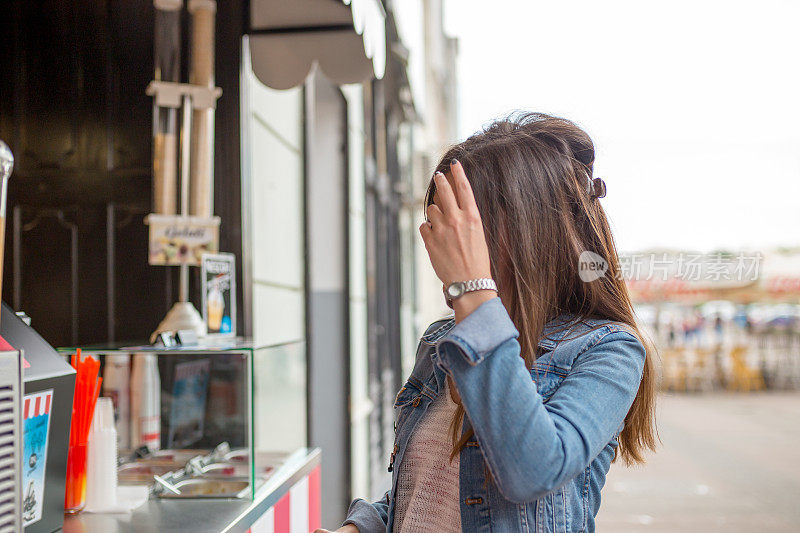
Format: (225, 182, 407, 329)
(201, 253, 236, 337)
(145, 214, 220, 266)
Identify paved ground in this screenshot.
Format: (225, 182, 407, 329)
(595, 391, 800, 532)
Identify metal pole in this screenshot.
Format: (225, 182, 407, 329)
(0, 141, 12, 318)
(106, 203, 115, 341)
(12, 206, 21, 311)
(70, 217, 78, 344)
(179, 93, 192, 303)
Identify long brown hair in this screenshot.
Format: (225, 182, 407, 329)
(424, 112, 657, 466)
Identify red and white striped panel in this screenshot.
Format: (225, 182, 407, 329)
(249, 465, 321, 533)
(23, 389, 53, 420)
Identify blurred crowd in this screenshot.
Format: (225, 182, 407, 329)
(635, 301, 800, 392)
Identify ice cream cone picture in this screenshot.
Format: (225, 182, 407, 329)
(201, 253, 236, 336)
(207, 283, 224, 332)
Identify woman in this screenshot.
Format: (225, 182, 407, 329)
(318, 112, 657, 533)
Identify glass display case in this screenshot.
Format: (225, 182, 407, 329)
(58, 337, 307, 501)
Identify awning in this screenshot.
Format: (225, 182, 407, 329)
(248, 0, 386, 90)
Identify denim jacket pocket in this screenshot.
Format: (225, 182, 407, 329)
(534, 487, 569, 533)
(393, 385, 416, 408)
(393, 380, 424, 433)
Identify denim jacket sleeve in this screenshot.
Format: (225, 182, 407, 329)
(434, 296, 646, 503)
(341, 490, 390, 533)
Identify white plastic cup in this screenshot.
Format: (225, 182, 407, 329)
(85, 398, 118, 511)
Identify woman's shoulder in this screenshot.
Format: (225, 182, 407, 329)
(402, 315, 457, 382)
(542, 314, 643, 354)
(419, 314, 456, 346)
(536, 317, 646, 380)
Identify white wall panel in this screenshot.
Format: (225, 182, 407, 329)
(250, 119, 304, 288)
(249, 82, 303, 152)
(253, 341, 307, 454)
(253, 283, 305, 347)
(243, 52, 306, 349)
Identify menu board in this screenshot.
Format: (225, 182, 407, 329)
(146, 214, 220, 266)
(201, 253, 236, 337)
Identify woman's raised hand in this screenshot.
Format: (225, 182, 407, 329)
(420, 159, 495, 322)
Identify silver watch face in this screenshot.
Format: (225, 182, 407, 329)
(446, 282, 465, 299)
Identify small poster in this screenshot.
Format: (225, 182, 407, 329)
(201, 253, 236, 337)
(168, 359, 211, 448)
(145, 214, 221, 266)
(22, 389, 53, 527)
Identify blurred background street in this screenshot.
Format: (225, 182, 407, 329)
(597, 391, 800, 532)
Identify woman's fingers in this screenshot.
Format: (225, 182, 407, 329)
(433, 171, 459, 216)
(449, 159, 479, 213)
(419, 220, 431, 242)
(425, 203, 444, 227)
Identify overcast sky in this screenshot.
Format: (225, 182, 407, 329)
(442, 0, 800, 253)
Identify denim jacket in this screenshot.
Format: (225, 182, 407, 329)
(343, 297, 646, 533)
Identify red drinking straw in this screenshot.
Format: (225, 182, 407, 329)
(65, 350, 103, 513)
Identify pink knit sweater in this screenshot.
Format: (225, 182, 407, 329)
(393, 380, 462, 533)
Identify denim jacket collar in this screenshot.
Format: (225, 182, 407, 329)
(538, 312, 580, 349)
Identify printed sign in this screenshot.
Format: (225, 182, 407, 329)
(168, 359, 212, 448)
(145, 214, 221, 266)
(201, 253, 236, 337)
(22, 389, 53, 526)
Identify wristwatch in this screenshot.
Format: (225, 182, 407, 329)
(445, 278, 498, 300)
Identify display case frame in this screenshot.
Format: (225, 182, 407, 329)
(58, 336, 309, 502)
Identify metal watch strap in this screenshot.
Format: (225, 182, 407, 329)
(446, 277, 498, 301)
(464, 278, 497, 293)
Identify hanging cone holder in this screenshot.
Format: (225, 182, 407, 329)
(146, 82, 221, 344)
(147, 0, 220, 344)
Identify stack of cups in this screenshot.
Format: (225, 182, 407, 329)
(84, 397, 118, 512)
